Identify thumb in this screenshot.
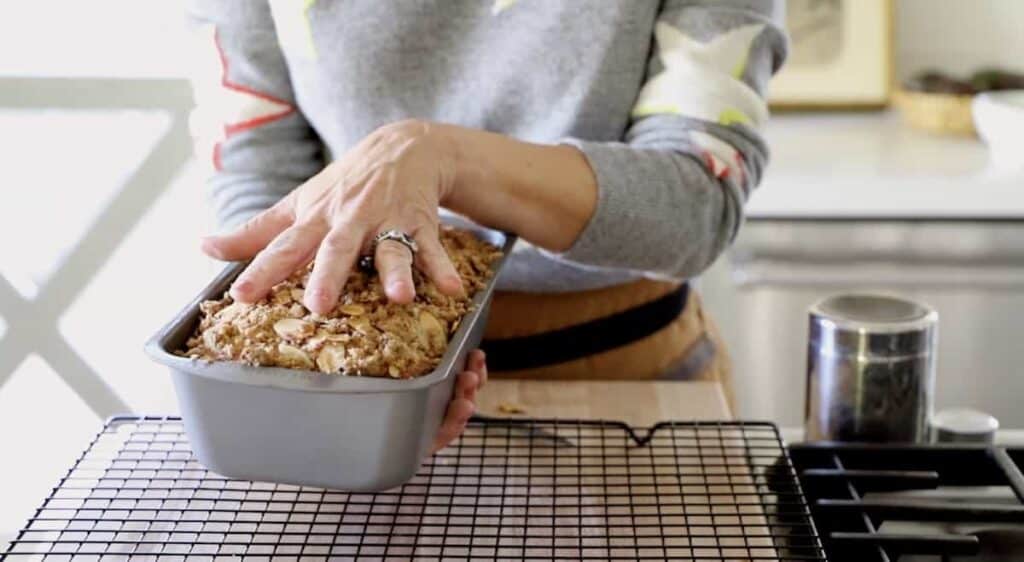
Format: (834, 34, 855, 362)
(202, 200, 293, 261)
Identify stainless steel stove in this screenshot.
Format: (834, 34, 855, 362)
(787, 442, 1024, 562)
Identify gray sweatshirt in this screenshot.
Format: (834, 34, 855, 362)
(187, 0, 787, 292)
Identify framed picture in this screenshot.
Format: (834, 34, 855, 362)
(769, 0, 893, 108)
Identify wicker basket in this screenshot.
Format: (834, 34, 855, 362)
(894, 88, 977, 136)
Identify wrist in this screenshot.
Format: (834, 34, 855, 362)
(435, 124, 598, 253)
(442, 124, 492, 209)
(440, 125, 528, 236)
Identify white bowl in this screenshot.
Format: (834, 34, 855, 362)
(972, 90, 1024, 174)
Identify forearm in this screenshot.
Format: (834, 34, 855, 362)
(435, 0, 787, 279)
(439, 123, 598, 253)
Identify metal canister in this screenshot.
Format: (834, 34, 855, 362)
(805, 294, 938, 443)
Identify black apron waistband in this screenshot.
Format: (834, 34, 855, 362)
(480, 283, 689, 372)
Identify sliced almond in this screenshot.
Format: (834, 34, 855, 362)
(388, 365, 402, 378)
(348, 316, 375, 335)
(215, 301, 250, 322)
(449, 319, 461, 334)
(339, 304, 366, 316)
(273, 318, 315, 341)
(418, 311, 447, 352)
(305, 332, 328, 350)
(277, 343, 314, 369)
(287, 303, 307, 318)
(316, 343, 347, 374)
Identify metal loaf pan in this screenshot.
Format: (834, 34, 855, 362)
(145, 227, 515, 492)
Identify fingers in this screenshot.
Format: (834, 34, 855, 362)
(374, 237, 416, 304)
(431, 371, 479, 453)
(230, 221, 326, 303)
(304, 226, 366, 315)
(469, 349, 488, 388)
(456, 370, 480, 401)
(414, 230, 464, 297)
(201, 199, 294, 261)
(432, 394, 475, 454)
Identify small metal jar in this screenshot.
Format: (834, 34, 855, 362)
(805, 294, 938, 443)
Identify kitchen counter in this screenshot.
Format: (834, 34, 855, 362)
(781, 426, 1024, 446)
(477, 380, 732, 425)
(747, 111, 1024, 219)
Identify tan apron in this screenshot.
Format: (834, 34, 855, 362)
(482, 279, 736, 413)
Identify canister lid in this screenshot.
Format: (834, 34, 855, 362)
(931, 408, 999, 443)
(809, 294, 938, 357)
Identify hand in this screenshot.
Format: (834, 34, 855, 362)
(201, 120, 599, 314)
(201, 119, 466, 313)
(432, 349, 487, 453)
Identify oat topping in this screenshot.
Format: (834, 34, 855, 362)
(497, 403, 527, 414)
(181, 227, 502, 378)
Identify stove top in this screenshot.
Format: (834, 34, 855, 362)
(786, 442, 1024, 562)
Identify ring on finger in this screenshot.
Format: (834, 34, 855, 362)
(373, 229, 419, 255)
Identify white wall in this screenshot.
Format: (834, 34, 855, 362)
(896, 0, 1024, 80)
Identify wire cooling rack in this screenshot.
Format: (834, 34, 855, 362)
(2, 416, 824, 561)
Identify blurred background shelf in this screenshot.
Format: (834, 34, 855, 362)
(748, 111, 1023, 219)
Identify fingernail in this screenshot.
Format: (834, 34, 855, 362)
(312, 287, 330, 301)
(306, 288, 330, 311)
(200, 236, 221, 256)
(449, 275, 465, 295)
(232, 280, 253, 295)
(388, 280, 411, 300)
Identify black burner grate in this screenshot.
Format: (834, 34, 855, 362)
(788, 442, 1024, 562)
(2, 416, 824, 561)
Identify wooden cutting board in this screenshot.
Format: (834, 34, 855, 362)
(477, 380, 732, 425)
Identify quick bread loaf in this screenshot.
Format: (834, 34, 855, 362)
(182, 227, 502, 378)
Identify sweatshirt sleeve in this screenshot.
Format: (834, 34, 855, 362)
(186, 0, 324, 230)
(555, 0, 788, 280)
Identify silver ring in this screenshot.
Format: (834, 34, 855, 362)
(373, 229, 419, 255)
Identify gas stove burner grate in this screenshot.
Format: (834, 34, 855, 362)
(788, 442, 1024, 562)
(2, 416, 823, 560)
